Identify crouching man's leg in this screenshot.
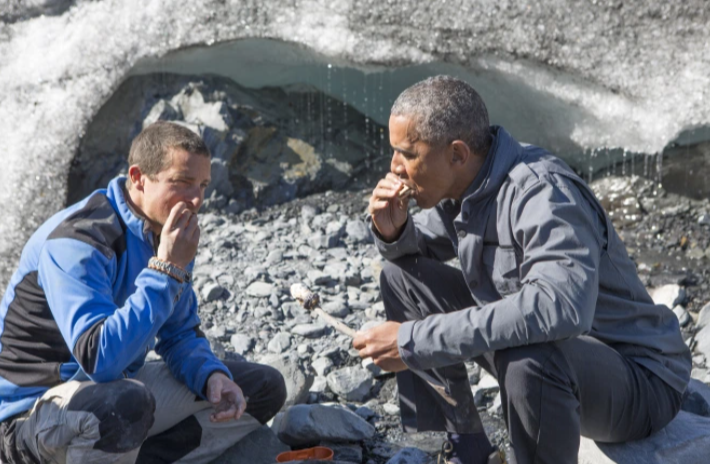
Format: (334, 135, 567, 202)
(135, 360, 286, 464)
(477, 336, 683, 464)
(7, 379, 155, 464)
(380, 256, 495, 462)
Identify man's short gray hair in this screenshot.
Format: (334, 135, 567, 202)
(391, 75, 491, 155)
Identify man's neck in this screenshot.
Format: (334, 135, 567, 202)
(451, 152, 487, 201)
(123, 182, 161, 236)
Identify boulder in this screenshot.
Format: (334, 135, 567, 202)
(578, 411, 710, 464)
(275, 404, 375, 446)
(259, 354, 313, 409)
(211, 425, 289, 464)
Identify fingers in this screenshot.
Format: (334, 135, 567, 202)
(163, 201, 189, 233)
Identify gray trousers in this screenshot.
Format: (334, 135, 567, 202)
(381, 256, 683, 464)
(0, 360, 286, 464)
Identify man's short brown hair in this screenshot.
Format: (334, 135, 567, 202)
(128, 121, 210, 180)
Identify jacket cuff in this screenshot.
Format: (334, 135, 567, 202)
(370, 216, 420, 260)
(397, 320, 422, 371)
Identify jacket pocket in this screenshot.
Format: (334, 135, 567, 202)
(483, 246, 522, 296)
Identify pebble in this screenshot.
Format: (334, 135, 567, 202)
(268, 333, 292, 353)
(291, 323, 326, 338)
(246, 281, 276, 298)
(650, 284, 686, 308)
(201, 282, 226, 302)
(327, 366, 375, 402)
(230, 334, 254, 355)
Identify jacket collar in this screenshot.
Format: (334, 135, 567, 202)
(461, 126, 524, 205)
(106, 176, 154, 246)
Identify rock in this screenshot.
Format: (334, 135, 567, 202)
(307, 270, 331, 285)
(650, 284, 686, 308)
(355, 405, 376, 421)
(259, 354, 313, 409)
(361, 357, 384, 378)
(672, 305, 692, 327)
(472, 373, 500, 406)
(321, 300, 350, 318)
(230, 334, 254, 355)
(385, 447, 430, 464)
(681, 379, 710, 417)
(696, 325, 710, 362)
(291, 323, 327, 338)
(382, 403, 400, 416)
(310, 376, 328, 394)
(275, 404, 375, 446)
(697, 302, 710, 330)
(578, 411, 710, 464)
(211, 425, 289, 464)
(266, 250, 283, 266)
(326, 366, 374, 402)
(345, 219, 372, 244)
(312, 357, 334, 377)
(201, 282, 226, 302)
(246, 281, 277, 298)
(268, 333, 292, 353)
(321, 441, 364, 463)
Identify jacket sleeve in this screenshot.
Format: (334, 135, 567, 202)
(38, 238, 183, 382)
(398, 177, 605, 370)
(372, 207, 457, 262)
(155, 286, 233, 399)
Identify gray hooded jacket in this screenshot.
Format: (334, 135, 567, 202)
(375, 126, 691, 393)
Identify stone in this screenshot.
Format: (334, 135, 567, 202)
(307, 270, 331, 285)
(275, 404, 376, 446)
(697, 302, 710, 330)
(291, 323, 327, 338)
(230, 334, 254, 355)
(472, 372, 500, 406)
(259, 354, 313, 409)
(312, 357, 334, 377)
(266, 250, 283, 266)
(201, 282, 226, 302)
(361, 357, 384, 377)
(321, 441, 363, 463)
(578, 411, 710, 464)
(321, 300, 350, 318)
(310, 376, 328, 394)
(268, 333, 292, 353)
(326, 366, 374, 402)
(345, 219, 372, 244)
(386, 447, 430, 464)
(672, 305, 692, 327)
(382, 403, 400, 416)
(696, 325, 710, 362)
(650, 284, 686, 309)
(211, 425, 289, 464)
(246, 281, 276, 298)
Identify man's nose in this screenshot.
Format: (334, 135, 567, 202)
(187, 188, 203, 212)
(390, 152, 405, 175)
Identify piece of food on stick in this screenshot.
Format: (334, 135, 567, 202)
(398, 184, 413, 198)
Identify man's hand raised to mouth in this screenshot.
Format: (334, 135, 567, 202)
(157, 202, 200, 269)
(368, 173, 412, 243)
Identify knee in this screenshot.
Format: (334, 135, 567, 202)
(224, 362, 287, 424)
(494, 344, 564, 401)
(68, 379, 155, 453)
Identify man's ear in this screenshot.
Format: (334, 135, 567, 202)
(450, 140, 471, 167)
(128, 165, 145, 192)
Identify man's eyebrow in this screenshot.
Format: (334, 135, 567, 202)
(391, 145, 417, 157)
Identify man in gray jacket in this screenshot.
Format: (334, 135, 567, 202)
(353, 76, 691, 464)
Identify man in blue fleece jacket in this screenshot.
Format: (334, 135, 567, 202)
(0, 121, 286, 463)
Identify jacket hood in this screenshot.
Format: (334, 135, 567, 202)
(462, 126, 526, 205)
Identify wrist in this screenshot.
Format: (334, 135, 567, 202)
(148, 257, 191, 284)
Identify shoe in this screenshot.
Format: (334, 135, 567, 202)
(438, 432, 506, 464)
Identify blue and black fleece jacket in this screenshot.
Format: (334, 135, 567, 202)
(0, 177, 231, 422)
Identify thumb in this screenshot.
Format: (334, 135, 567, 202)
(209, 378, 221, 403)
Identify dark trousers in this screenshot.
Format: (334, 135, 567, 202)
(381, 256, 682, 464)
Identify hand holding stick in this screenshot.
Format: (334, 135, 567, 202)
(289, 283, 457, 407)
